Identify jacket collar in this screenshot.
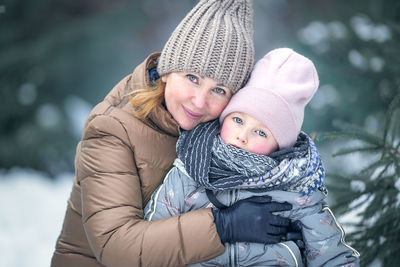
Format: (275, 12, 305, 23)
(130, 52, 180, 137)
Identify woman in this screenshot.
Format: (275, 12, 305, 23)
(51, 1, 296, 266)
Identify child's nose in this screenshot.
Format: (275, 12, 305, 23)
(237, 131, 247, 144)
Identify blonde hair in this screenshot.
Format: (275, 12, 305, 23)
(129, 80, 166, 120)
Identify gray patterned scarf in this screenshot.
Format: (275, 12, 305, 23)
(176, 120, 325, 195)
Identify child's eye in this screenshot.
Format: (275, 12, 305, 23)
(256, 130, 266, 137)
(214, 87, 226, 95)
(186, 74, 198, 84)
(233, 117, 243, 124)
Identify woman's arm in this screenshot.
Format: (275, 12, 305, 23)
(79, 115, 225, 267)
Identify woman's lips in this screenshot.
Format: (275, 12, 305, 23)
(183, 106, 202, 120)
(231, 144, 241, 149)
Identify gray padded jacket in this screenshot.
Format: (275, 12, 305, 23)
(145, 158, 360, 267)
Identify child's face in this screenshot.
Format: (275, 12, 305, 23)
(220, 112, 278, 155)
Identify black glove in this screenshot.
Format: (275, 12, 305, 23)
(212, 196, 292, 244)
(285, 219, 303, 243)
(286, 220, 307, 263)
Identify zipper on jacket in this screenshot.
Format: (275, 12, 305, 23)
(322, 206, 361, 257)
(146, 167, 175, 221)
(279, 243, 299, 267)
(229, 242, 236, 267)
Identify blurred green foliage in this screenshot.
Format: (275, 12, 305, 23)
(317, 95, 400, 265)
(0, 0, 154, 175)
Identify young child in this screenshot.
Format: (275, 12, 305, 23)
(144, 48, 360, 266)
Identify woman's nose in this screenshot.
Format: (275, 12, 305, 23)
(192, 89, 207, 109)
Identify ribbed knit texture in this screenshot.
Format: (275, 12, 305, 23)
(157, 0, 254, 94)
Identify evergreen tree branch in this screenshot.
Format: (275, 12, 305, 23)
(396, 141, 400, 152)
(329, 191, 367, 214)
(394, 150, 400, 177)
(358, 158, 392, 177)
(374, 162, 393, 181)
(316, 129, 382, 146)
(383, 95, 400, 147)
(332, 146, 380, 157)
(389, 109, 400, 145)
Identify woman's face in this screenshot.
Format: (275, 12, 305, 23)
(163, 72, 232, 130)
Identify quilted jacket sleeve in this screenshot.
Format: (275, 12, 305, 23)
(144, 166, 190, 221)
(302, 204, 360, 266)
(78, 115, 224, 267)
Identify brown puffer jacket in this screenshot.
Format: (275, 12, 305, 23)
(51, 52, 225, 267)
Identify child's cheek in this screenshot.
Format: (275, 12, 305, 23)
(220, 125, 230, 143)
(250, 141, 273, 155)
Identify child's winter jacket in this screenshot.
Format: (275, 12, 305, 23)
(145, 156, 360, 267)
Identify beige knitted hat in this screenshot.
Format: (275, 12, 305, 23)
(157, 0, 254, 94)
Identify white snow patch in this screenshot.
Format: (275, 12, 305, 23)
(36, 103, 62, 129)
(339, 194, 371, 233)
(0, 168, 73, 267)
(350, 14, 391, 43)
(348, 50, 368, 71)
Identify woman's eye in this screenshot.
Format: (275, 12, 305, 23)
(256, 130, 266, 137)
(214, 87, 226, 95)
(186, 74, 198, 84)
(233, 117, 243, 124)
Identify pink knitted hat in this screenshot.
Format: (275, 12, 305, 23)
(219, 48, 319, 149)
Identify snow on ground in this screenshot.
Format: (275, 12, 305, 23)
(0, 168, 73, 267)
